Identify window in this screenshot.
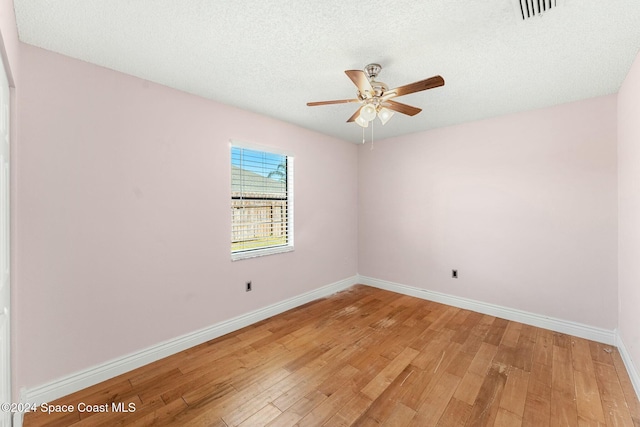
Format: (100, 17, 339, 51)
(231, 144, 293, 260)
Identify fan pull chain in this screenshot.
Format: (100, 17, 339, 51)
(362, 126, 365, 144)
(370, 119, 374, 150)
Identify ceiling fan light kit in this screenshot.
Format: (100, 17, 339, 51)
(307, 63, 445, 135)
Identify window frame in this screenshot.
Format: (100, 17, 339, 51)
(230, 141, 294, 261)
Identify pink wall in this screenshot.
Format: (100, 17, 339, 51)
(358, 95, 618, 329)
(618, 51, 640, 380)
(16, 44, 358, 390)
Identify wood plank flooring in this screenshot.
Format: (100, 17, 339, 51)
(24, 285, 640, 426)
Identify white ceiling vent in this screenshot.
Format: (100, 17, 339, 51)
(516, 0, 559, 20)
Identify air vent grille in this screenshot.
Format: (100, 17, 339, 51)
(518, 0, 558, 20)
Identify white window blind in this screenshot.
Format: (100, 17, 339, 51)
(231, 145, 293, 260)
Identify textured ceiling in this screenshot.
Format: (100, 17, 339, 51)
(13, 0, 640, 143)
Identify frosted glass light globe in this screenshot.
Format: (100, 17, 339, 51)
(355, 115, 369, 127)
(378, 107, 395, 125)
(360, 104, 377, 122)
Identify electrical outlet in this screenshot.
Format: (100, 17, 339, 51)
(452, 270, 458, 279)
(246, 281, 252, 292)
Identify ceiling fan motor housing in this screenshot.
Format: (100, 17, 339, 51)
(363, 64, 387, 98)
(364, 63, 382, 79)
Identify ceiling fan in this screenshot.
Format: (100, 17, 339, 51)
(307, 63, 445, 127)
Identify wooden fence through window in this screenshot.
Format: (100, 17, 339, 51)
(231, 199, 287, 245)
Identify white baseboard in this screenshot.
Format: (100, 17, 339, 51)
(357, 275, 617, 345)
(615, 331, 640, 400)
(19, 275, 358, 409)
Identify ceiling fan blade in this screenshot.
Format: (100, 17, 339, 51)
(347, 106, 363, 123)
(307, 99, 360, 106)
(345, 70, 374, 96)
(383, 100, 422, 116)
(383, 75, 445, 100)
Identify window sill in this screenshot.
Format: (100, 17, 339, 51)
(231, 245, 294, 261)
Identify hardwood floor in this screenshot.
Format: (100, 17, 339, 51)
(24, 285, 640, 426)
